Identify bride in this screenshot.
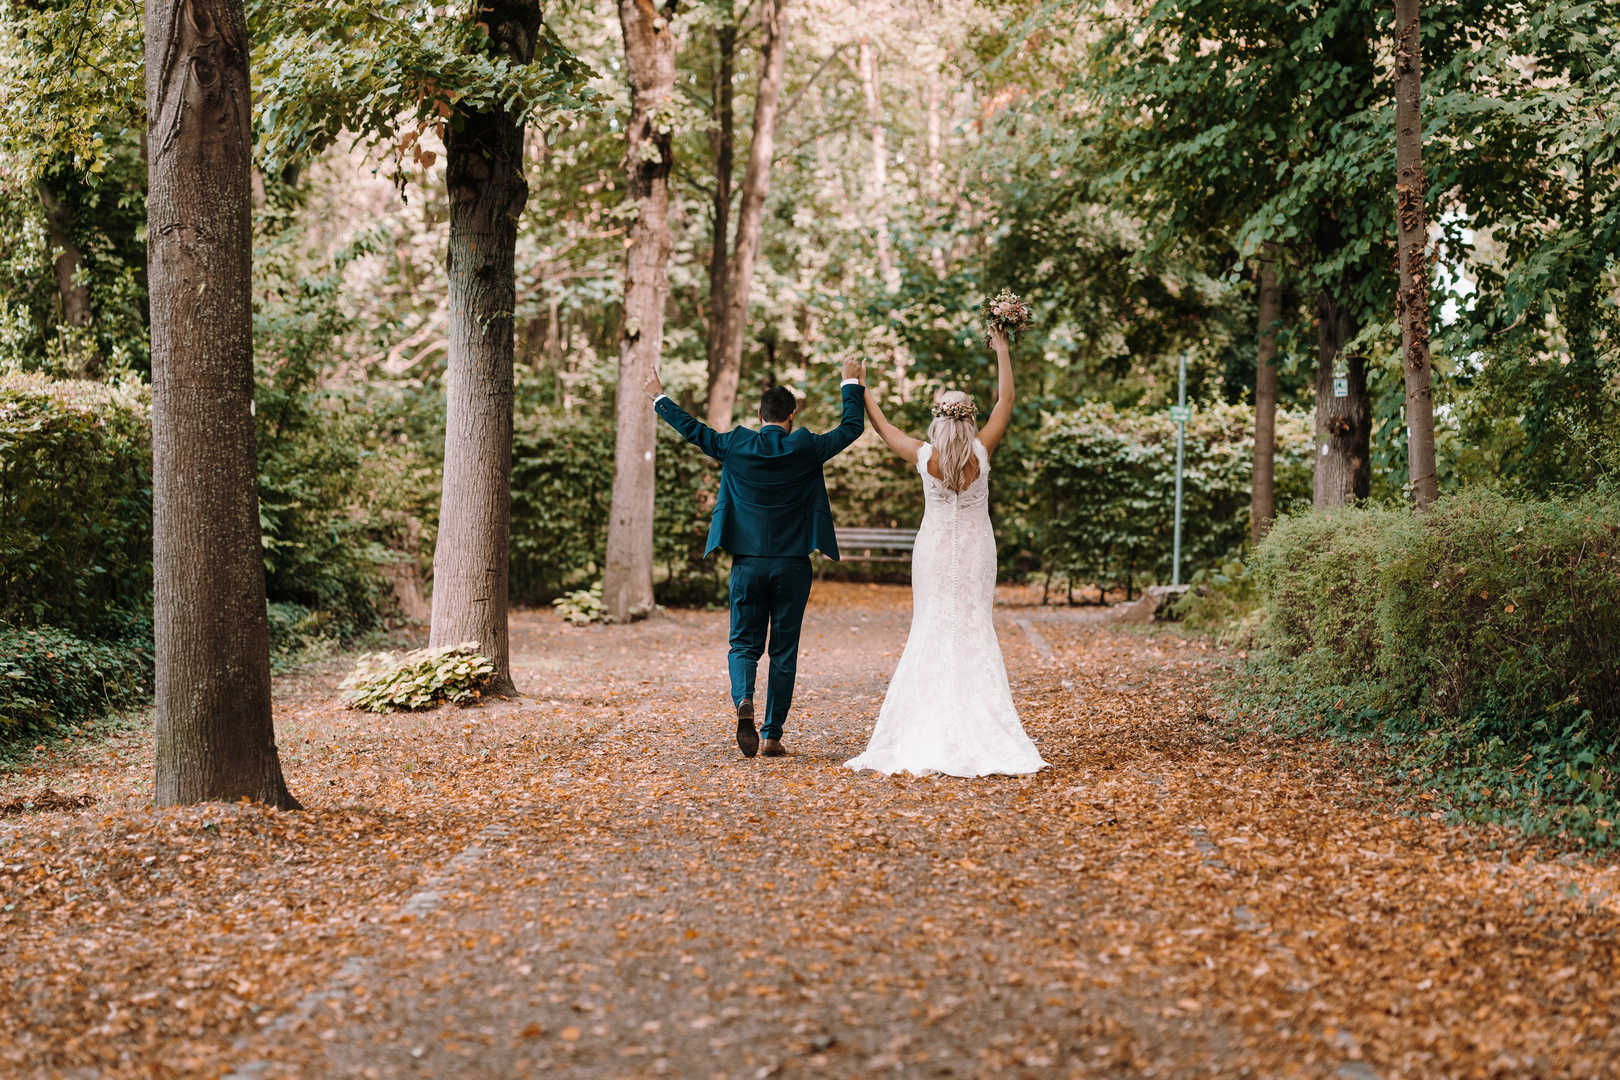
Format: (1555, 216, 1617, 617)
(844, 328, 1049, 778)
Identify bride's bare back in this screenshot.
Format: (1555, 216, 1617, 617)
(858, 327, 1016, 475)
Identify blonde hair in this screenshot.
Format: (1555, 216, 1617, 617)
(927, 390, 980, 492)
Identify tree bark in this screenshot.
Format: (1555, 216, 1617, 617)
(858, 37, 895, 290)
(1393, 0, 1438, 508)
(705, 0, 791, 431)
(703, 20, 736, 406)
(146, 0, 297, 809)
(1250, 257, 1282, 542)
(428, 0, 542, 694)
(1312, 287, 1371, 508)
(602, 0, 677, 622)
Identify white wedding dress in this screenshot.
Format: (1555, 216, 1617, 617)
(845, 440, 1049, 777)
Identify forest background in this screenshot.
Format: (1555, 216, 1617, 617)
(0, 0, 1616, 835)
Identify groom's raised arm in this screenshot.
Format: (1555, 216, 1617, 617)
(813, 379, 866, 463)
(654, 395, 729, 460)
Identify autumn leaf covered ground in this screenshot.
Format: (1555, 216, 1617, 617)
(3, 582, 1618, 1079)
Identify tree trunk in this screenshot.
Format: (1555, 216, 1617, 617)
(703, 20, 736, 406)
(705, 0, 791, 431)
(1312, 288, 1371, 508)
(1250, 257, 1282, 542)
(428, 0, 542, 694)
(146, 0, 297, 809)
(602, 0, 677, 622)
(1393, 0, 1438, 508)
(36, 179, 96, 377)
(858, 37, 895, 290)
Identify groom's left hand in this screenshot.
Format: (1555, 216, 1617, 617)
(841, 357, 866, 386)
(643, 369, 664, 400)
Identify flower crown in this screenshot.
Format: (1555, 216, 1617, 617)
(931, 398, 978, 421)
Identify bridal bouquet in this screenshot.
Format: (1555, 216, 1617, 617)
(981, 290, 1032, 346)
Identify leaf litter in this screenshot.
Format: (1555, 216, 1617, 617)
(0, 581, 1615, 1078)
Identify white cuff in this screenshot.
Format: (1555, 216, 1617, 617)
(840, 378, 859, 387)
(653, 393, 669, 403)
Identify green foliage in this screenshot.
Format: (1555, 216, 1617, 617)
(509, 410, 723, 605)
(0, 624, 151, 739)
(1171, 557, 1262, 639)
(0, 0, 144, 181)
(249, 0, 599, 187)
(0, 373, 150, 634)
(1444, 0, 1620, 339)
(509, 411, 612, 601)
(0, 2, 149, 378)
(339, 642, 494, 712)
(1028, 401, 1313, 594)
(254, 219, 428, 632)
(1249, 491, 1620, 844)
(551, 582, 606, 626)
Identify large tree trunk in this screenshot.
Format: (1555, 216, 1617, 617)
(703, 20, 736, 405)
(428, 0, 542, 694)
(1393, 0, 1438, 508)
(705, 0, 792, 431)
(602, 0, 677, 622)
(36, 179, 96, 377)
(146, 0, 297, 809)
(1249, 257, 1282, 542)
(858, 37, 895, 290)
(1313, 287, 1371, 508)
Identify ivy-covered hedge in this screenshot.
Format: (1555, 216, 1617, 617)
(1028, 401, 1314, 595)
(0, 624, 152, 741)
(0, 373, 152, 635)
(1249, 491, 1620, 844)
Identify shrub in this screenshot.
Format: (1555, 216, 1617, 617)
(0, 373, 151, 635)
(339, 643, 494, 712)
(1171, 557, 1262, 639)
(509, 412, 615, 602)
(1029, 401, 1313, 596)
(1249, 491, 1620, 844)
(509, 411, 726, 605)
(0, 625, 151, 739)
(551, 582, 606, 625)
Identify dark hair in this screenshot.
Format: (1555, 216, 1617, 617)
(759, 387, 797, 424)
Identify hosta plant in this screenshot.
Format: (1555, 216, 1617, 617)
(552, 582, 607, 625)
(339, 643, 494, 712)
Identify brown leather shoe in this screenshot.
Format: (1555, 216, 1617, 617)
(760, 738, 786, 757)
(736, 701, 759, 758)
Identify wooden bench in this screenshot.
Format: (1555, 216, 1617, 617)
(828, 527, 919, 566)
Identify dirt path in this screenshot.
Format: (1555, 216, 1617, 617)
(3, 582, 1618, 1079)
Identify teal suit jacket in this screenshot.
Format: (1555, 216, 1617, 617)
(654, 384, 865, 561)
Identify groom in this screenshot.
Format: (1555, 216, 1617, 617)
(644, 360, 867, 758)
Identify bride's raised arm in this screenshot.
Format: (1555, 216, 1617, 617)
(977, 328, 1016, 453)
(861, 367, 925, 464)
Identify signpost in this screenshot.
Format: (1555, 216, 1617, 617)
(1171, 353, 1188, 587)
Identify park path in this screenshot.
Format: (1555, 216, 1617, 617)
(2, 582, 1618, 1079)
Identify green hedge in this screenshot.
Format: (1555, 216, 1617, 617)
(1250, 491, 1620, 844)
(509, 412, 725, 605)
(1029, 401, 1313, 595)
(0, 373, 151, 634)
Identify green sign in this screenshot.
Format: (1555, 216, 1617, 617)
(1169, 405, 1192, 423)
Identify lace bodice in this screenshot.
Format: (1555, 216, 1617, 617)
(917, 441, 991, 512)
